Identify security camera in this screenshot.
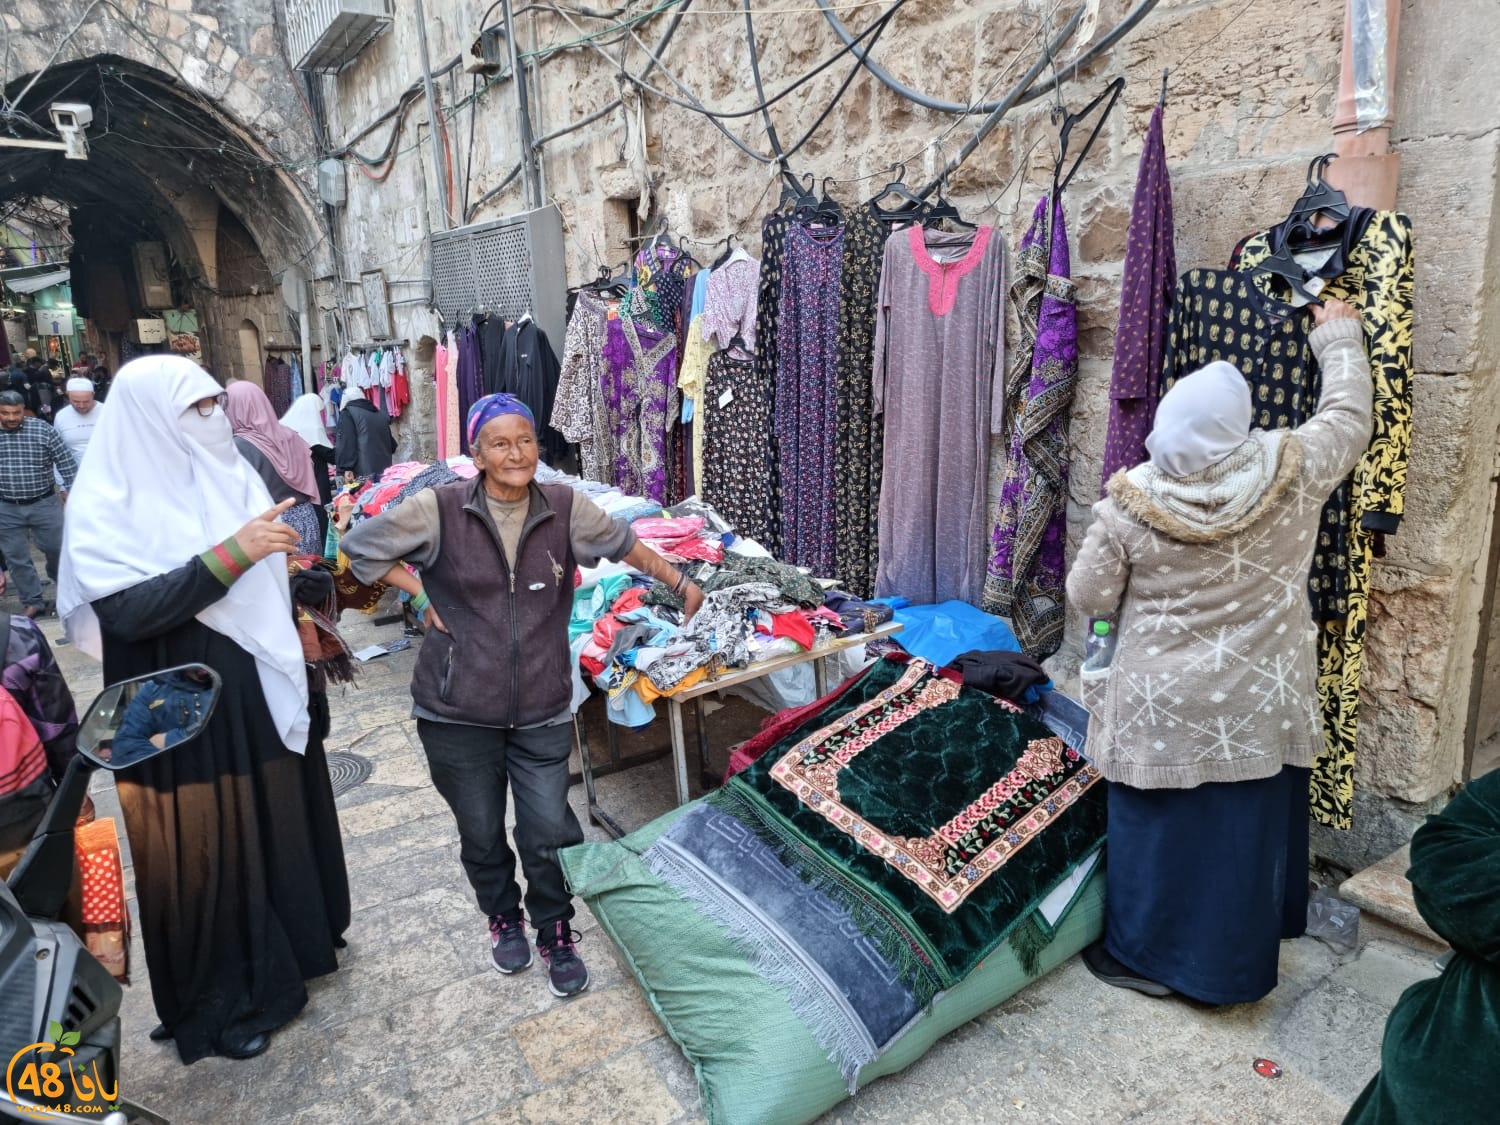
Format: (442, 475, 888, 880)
(49, 102, 93, 132)
(49, 102, 93, 160)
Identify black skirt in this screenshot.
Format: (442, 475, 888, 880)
(1104, 766, 1310, 1005)
(102, 607, 348, 1063)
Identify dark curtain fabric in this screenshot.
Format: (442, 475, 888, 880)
(457, 325, 484, 454)
(94, 558, 348, 1064)
(1344, 770, 1500, 1125)
(1104, 766, 1310, 1006)
(831, 204, 887, 598)
(485, 320, 566, 464)
(718, 656, 1107, 984)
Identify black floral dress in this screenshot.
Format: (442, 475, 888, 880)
(702, 351, 779, 549)
(831, 204, 888, 598)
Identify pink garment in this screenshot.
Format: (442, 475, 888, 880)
(434, 341, 449, 453)
(443, 331, 461, 459)
(631, 516, 705, 539)
(703, 254, 761, 350)
(224, 381, 321, 500)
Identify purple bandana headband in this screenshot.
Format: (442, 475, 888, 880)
(466, 393, 535, 448)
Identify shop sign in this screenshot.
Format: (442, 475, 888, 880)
(34, 309, 74, 337)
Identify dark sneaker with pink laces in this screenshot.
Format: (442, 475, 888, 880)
(536, 920, 589, 998)
(489, 911, 533, 974)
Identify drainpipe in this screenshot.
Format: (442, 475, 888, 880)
(1327, 0, 1402, 209)
(414, 0, 452, 231)
(501, 0, 542, 210)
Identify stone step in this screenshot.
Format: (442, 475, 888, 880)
(1339, 844, 1447, 953)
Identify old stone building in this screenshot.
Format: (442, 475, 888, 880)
(3, 0, 1497, 873)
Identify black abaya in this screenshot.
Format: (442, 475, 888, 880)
(94, 557, 349, 1063)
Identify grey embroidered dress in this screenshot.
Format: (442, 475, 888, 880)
(872, 225, 1006, 605)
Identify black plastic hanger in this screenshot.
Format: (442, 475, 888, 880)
(1052, 76, 1125, 200)
(922, 177, 975, 231)
(812, 177, 845, 224)
(779, 170, 816, 213)
(1248, 155, 1352, 305)
(869, 163, 929, 224)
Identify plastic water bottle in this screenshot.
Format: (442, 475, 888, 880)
(1082, 618, 1117, 671)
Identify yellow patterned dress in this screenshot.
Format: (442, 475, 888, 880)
(1218, 211, 1416, 828)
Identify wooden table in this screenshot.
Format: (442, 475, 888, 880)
(572, 622, 904, 838)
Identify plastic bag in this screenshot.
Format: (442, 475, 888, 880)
(1306, 885, 1360, 952)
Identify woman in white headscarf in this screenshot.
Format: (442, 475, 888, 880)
(1066, 300, 1372, 1005)
(57, 356, 348, 1064)
(281, 392, 336, 546)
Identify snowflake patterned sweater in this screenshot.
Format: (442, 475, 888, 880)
(1067, 318, 1372, 789)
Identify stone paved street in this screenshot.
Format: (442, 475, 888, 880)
(11, 593, 1437, 1125)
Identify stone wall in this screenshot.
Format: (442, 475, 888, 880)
(313, 0, 1498, 867)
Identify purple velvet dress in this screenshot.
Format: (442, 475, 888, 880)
(983, 196, 1078, 659)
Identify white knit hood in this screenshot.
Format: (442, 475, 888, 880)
(1107, 431, 1302, 544)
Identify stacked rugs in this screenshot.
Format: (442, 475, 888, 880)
(560, 656, 1107, 1124)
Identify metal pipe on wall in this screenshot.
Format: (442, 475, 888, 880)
(501, 0, 543, 209)
(1328, 0, 1402, 209)
(413, 0, 453, 231)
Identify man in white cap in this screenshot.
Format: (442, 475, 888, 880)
(51, 377, 104, 481)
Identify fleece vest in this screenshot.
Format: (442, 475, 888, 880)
(410, 479, 576, 727)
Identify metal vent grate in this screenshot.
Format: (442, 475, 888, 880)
(286, 0, 394, 74)
(429, 205, 567, 359)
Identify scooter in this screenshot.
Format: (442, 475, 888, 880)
(1, 664, 223, 1125)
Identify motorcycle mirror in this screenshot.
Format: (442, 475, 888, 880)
(77, 664, 223, 770)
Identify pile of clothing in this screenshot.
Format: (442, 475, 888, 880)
(631, 515, 724, 564)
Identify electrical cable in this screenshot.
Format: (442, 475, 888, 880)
(815, 0, 1162, 114)
(743, 0, 786, 168)
(916, 4, 1085, 199)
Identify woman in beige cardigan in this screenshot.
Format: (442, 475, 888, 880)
(1066, 300, 1372, 1004)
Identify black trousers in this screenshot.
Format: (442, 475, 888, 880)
(416, 718, 583, 929)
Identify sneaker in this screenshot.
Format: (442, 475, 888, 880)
(536, 920, 590, 998)
(1080, 941, 1173, 998)
(489, 911, 533, 974)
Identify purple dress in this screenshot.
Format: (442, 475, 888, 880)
(983, 196, 1078, 659)
(776, 222, 845, 576)
(1100, 104, 1176, 490)
(457, 326, 484, 455)
(601, 310, 678, 503)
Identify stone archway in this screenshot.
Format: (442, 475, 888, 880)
(0, 34, 327, 369)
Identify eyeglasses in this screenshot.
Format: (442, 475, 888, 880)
(194, 393, 228, 417)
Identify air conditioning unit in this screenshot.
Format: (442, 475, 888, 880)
(285, 0, 393, 74)
(429, 205, 567, 359)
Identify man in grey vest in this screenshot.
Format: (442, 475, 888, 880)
(342, 393, 702, 998)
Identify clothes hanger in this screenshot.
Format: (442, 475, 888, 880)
(811, 177, 846, 225)
(868, 162, 929, 224)
(922, 176, 975, 231)
(1247, 155, 1352, 306)
(1051, 76, 1125, 200)
(779, 170, 816, 212)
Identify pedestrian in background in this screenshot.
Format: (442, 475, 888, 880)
(51, 377, 105, 476)
(224, 381, 323, 555)
(334, 383, 395, 485)
(1067, 299, 1372, 1004)
(0, 388, 77, 617)
(280, 392, 336, 542)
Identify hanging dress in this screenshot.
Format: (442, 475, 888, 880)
(873, 224, 1005, 605)
(776, 222, 845, 577)
(983, 196, 1078, 659)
